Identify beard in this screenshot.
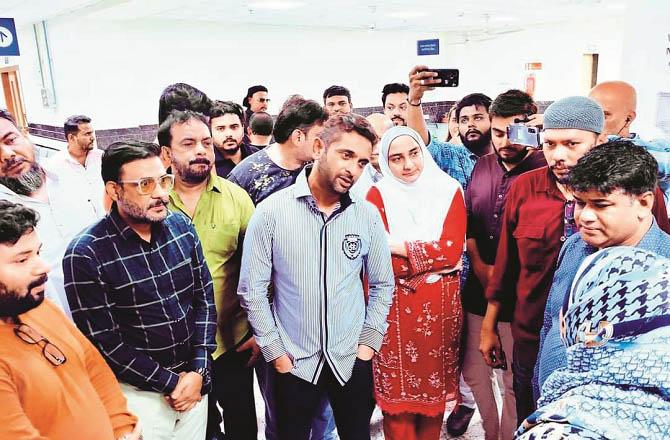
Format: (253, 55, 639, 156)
(117, 194, 169, 224)
(216, 138, 243, 155)
(460, 129, 492, 154)
(173, 157, 212, 184)
(0, 161, 44, 196)
(0, 274, 47, 317)
(496, 146, 529, 165)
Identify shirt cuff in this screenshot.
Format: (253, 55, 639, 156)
(260, 338, 287, 362)
(157, 368, 181, 395)
(359, 326, 384, 352)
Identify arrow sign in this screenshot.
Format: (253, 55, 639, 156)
(0, 18, 20, 56)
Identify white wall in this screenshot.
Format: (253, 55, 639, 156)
(11, 16, 627, 129)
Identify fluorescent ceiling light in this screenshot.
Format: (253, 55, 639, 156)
(248, 1, 305, 10)
(386, 11, 428, 19)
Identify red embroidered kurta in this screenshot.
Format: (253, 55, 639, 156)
(367, 186, 466, 416)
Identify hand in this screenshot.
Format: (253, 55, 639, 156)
(409, 65, 441, 103)
(357, 344, 375, 361)
(167, 372, 203, 412)
(524, 113, 544, 127)
(236, 336, 262, 367)
(117, 422, 142, 440)
(479, 327, 504, 368)
(273, 354, 294, 373)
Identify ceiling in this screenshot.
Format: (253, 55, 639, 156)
(5, 0, 629, 34)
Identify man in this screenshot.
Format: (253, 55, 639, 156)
(238, 114, 395, 440)
(381, 83, 409, 127)
(0, 200, 140, 440)
(63, 141, 217, 439)
(229, 97, 328, 205)
(323, 85, 353, 116)
(243, 85, 270, 116)
(589, 81, 670, 207)
(248, 111, 274, 149)
(463, 90, 547, 440)
(159, 110, 258, 440)
(45, 114, 106, 222)
(0, 109, 84, 317)
(158, 82, 212, 125)
(350, 113, 391, 198)
(210, 100, 259, 178)
(535, 140, 670, 396)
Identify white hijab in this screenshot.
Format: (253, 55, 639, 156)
(374, 126, 462, 243)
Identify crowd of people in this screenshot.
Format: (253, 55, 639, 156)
(0, 63, 669, 440)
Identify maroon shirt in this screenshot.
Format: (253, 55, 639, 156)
(464, 150, 547, 321)
(486, 166, 670, 343)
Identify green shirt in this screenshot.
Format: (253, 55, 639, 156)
(168, 175, 255, 358)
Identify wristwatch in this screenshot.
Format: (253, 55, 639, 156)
(409, 99, 422, 107)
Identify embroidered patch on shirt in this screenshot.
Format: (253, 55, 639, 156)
(342, 234, 362, 260)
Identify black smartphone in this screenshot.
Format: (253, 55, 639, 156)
(421, 68, 459, 87)
(491, 348, 508, 370)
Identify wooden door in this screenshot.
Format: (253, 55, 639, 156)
(0, 66, 28, 132)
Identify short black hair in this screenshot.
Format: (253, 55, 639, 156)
(455, 93, 492, 120)
(489, 90, 537, 119)
(319, 113, 378, 149)
(101, 141, 162, 183)
(568, 140, 658, 196)
(273, 98, 328, 144)
(249, 112, 274, 136)
(157, 110, 209, 147)
(0, 109, 18, 128)
(323, 85, 351, 103)
(63, 115, 92, 140)
(381, 83, 409, 107)
(209, 100, 244, 124)
(158, 83, 211, 125)
(0, 200, 39, 245)
(243, 85, 268, 108)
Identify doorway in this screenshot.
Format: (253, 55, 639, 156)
(0, 66, 28, 133)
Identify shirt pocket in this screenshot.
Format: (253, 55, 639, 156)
(512, 224, 546, 272)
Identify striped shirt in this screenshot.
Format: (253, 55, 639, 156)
(63, 207, 217, 394)
(238, 166, 395, 385)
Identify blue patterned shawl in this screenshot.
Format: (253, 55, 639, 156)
(515, 247, 670, 440)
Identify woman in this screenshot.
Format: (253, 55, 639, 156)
(444, 105, 462, 144)
(516, 247, 670, 440)
(367, 126, 466, 439)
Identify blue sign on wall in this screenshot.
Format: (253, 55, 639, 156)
(417, 39, 439, 56)
(0, 18, 20, 56)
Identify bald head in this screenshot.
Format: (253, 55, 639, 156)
(365, 113, 392, 172)
(588, 81, 637, 138)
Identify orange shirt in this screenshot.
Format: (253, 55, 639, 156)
(0, 300, 137, 440)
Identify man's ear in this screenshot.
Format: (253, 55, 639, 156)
(636, 190, 655, 219)
(105, 181, 121, 202)
(312, 137, 326, 160)
(160, 146, 172, 168)
(290, 129, 302, 145)
(596, 132, 608, 145)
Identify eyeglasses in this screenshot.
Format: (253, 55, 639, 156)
(117, 174, 175, 195)
(563, 200, 578, 240)
(14, 323, 67, 366)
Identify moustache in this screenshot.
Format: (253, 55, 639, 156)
(189, 158, 211, 166)
(148, 199, 168, 209)
(28, 274, 48, 291)
(466, 129, 482, 137)
(1, 157, 26, 172)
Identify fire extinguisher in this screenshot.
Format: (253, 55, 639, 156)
(525, 72, 536, 97)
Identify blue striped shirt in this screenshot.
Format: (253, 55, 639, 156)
(238, 166, 395, 385)
(63, 207, 217, 394)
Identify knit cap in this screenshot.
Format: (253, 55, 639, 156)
(543, 96, 604, 134)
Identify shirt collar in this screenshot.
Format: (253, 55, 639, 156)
(108, 203, 165, 241)
(637, 219, 663, 249)
(293, 165, 354, 208)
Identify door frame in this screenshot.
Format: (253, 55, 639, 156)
(0, 65, 28, 132)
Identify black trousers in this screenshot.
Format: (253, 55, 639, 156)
(207, 341, 258, 440)
(275, 358, 375, 440)
(512, 339, 540, 426)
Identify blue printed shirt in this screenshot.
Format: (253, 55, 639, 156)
(427, 139, 478, 190)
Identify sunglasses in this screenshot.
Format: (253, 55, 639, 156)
(563, 200, 578, 240)
(117, 174, 175, 195)
(14, 323, 67, 366)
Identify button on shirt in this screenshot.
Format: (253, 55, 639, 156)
(63, 208, 217, 394)
(486, 167, 569, 342)
(534, 220, 670, 396)
(238, 166, 395, 385)
(464, 151, 547, 320)
(0, 171, 87, 318)
(168, 175, 255, 358)
(44, 148, 105, 224)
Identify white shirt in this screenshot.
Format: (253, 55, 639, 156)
(0, 171, 93, 318)
(350, 164, 383, 199)
(44, 148, 105, 225)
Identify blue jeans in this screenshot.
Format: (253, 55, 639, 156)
(256, 358, 338, 440)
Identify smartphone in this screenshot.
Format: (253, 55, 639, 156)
(491, 348, 508, 370)
(507, 123, 541, 148)
(420, 68, 459, 87)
